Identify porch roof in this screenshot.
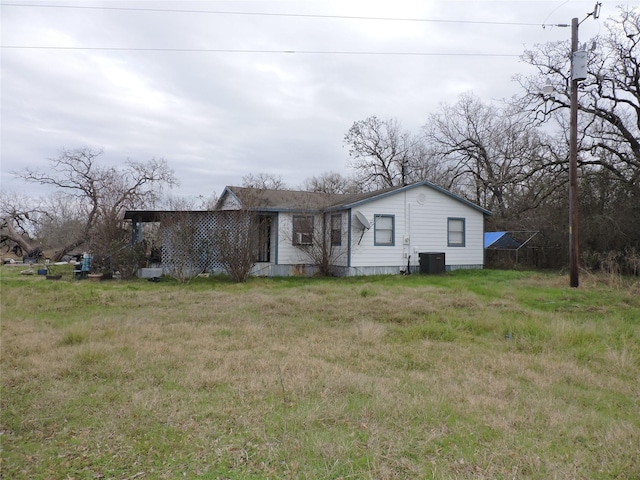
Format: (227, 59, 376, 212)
(123, 210, 207, 222)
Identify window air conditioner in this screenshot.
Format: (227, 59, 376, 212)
(297, 232, 312, 245)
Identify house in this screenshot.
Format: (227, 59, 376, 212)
(125, 180, 492, 277)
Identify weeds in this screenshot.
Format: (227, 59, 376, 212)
(59, 330, 86, 346)
(1, 267, 639, 479)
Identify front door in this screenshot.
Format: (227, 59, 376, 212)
(256, 215, 272, 262)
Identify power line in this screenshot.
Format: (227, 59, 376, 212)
(0, 2, 545, 27)
(0, 45, 520, 57)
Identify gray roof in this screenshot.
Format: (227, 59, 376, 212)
(219, 185, 394, 212)
(220, 186, 339, 211)
(219, 181, 492, 216)
(125, 182, 491, 223)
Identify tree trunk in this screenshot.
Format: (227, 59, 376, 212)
(1, 217, 39, 257)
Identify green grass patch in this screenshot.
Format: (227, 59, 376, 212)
(2, 266, 639, 478)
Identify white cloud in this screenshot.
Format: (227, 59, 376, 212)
(1, 0, 612, 199)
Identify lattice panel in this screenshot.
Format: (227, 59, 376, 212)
(160, 211, 265, 275)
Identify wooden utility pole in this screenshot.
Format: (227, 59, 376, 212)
(569, 17, 580, 288)
(552, 3, 599, 287)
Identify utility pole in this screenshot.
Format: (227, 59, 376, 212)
(548, 3, 598, 288)
(569, 17, 580, 288)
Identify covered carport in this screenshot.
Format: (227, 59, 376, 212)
(485, 231, 538, 268)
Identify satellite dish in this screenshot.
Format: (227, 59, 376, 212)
(354, 211, 371, 229)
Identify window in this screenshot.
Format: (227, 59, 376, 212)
(448, 218, 465, 247)
(331, 214, 342, 246)
(292, 215, 314, 245)
(374, 215, 394, 246)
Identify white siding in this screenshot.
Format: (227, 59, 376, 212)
(218, 192, 241, 210)
(330, 212, 349, 267)
(214, 184, 485, 276)
(276, 213, 319, 265)
(275, 212, 350, 268)
(349, 193, 406, 268)
(349, 186, 485, 270)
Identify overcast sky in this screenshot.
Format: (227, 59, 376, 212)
(1, 0, 624, 202)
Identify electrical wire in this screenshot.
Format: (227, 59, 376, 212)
(0, 2, 545, 27)
(0, 45, 520, 56)
(0, 2, 545, 57)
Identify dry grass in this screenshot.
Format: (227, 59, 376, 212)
(1, 267, 639, 479)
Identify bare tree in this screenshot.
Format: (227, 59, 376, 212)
(213, 188, 272, 282)
(516, 6, 639, 192)
(344, 116, 424, 190)
(277, 192, 349, 276)
(12, 147, 177, 260)
(242, 172, 287, 190)
(294, 212, 348, 276)
(213, 210, 265, 282)
(302, 171, 362, 194)
(196, 194, 219, 210)
(423, 93, 559, 219)
(0, 192, 46, 257)
(33, 194, 86, 255)
(513, 5, 640, 268)
(406, 141, 455, 191)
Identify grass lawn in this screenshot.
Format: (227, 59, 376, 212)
(1, 266, 639, 479)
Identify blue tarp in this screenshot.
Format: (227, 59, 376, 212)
(485, 232, 505, 248)
(484, 232, 522, 249)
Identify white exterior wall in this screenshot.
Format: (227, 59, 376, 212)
(218, 192, 241, 210)
(348, 192, 407, 269)
(349, 186, 485, 271)
(213, 185, 485, 276)
(330, 212, 349, 267)
(275, 212, 350, 268)
(276, 213, 312, 265)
